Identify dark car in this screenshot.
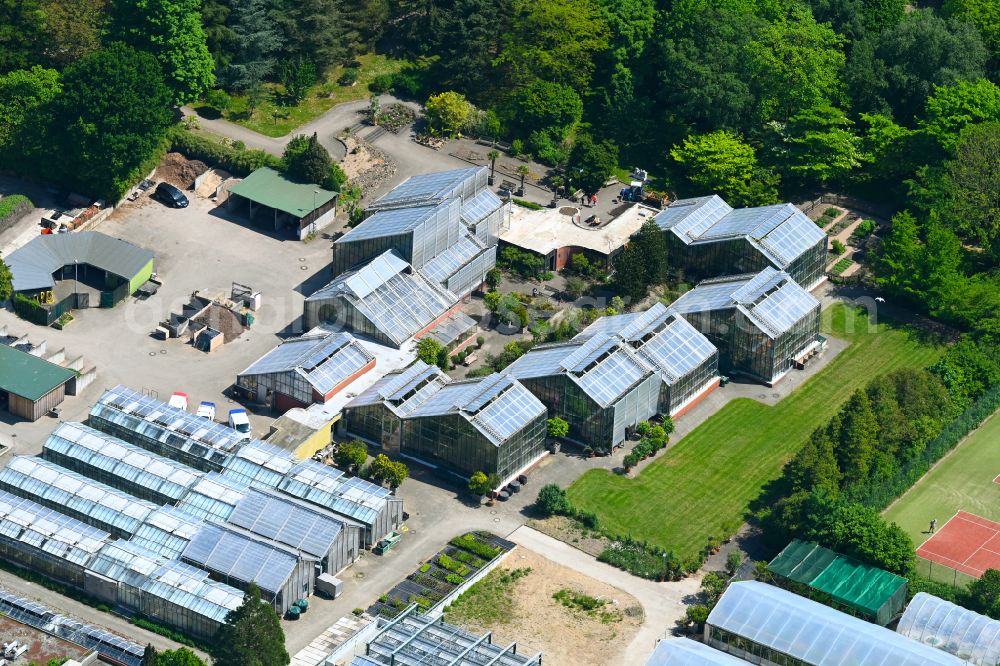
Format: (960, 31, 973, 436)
(153, 182, 189, 208)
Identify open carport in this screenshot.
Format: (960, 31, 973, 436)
(226, 167, 337, 240)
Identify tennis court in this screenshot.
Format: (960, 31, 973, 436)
(915, 511, 1000, 578)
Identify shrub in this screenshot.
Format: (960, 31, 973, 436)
(536, 484, 572, 517)
(686, 605, 710, 625)
(203, 88, 232, 113)
(635, 421, 651, 437)
(450, 534, 503, 560)
(623, 452, 639, 469)
(437, 554, 470, 576)
(419, 563, 430, 573)
(476, 335, 485, 347)
(352, 607, 364, 616)
(547, 417, 569, 440)
(445, 573, 464, 585)
(167, 126, 282, 176)
(369, 73, 394, 94)
(0, 194, 32, 225)
(339, 67, 360, 86)
(824, 207, 840, 217)
(726, 551, 744, 575)
(832, 239, 846, 255)
(512, 198, 543, 210)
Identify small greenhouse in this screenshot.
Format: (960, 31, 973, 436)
(897, 592, 1000, 665)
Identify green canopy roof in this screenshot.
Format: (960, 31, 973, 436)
(228, 167, 336, 218)
(0, 345, 75, 401)
(769, 540, 908, 620)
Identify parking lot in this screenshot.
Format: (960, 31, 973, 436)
(0, 192, 337, 454)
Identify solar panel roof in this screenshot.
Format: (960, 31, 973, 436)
(182, 522, 300, 595)
(239, 332, 374, 396)
(347, 360, 445, 408)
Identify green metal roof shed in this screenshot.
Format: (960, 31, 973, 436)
(227, 168, 337, 239)
(0, 345, 76, 421)
(768, 539, 908, 625)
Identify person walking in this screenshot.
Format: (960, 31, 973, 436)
(929, 518, 937, 533)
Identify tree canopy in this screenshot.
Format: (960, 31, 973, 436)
(212, 584, 289, 666)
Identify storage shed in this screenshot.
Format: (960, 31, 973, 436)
(768, 539, 908, 625)
(0, 344, 75, 421)
(227, 167, 337, 240)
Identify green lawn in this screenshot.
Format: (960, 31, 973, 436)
(566, 305, 945, 560)
(198, 54, 411, 138)
(883, 408, 1000, 550)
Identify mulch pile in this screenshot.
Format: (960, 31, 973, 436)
(157, 152, 209, 190)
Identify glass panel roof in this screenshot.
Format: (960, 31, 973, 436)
(471, 382, 546, 443)
(646, 638, 751, 665)
(131, 505, 205, 559)
(347, 360, 444, 408)
(221, 439, 297, 490)
(279, 461, 390, 526)
(708, 582, 966, 666)
(575, 347, 652, 408)
(653, 196, 732, 235)
(338, 201, 446, 243)
(369, 167, 485, 210)
(0, 456, 157, 537)
(503, 342, 583, 380)
(635, 314, 718, 384)
(239, 332, 374, 395)
(461, 189, 503, 226)
(44, 422, 202, 502)
(227, 490, 343, 559)
(177, 473, 248, 521)
(0, 488, 112, 565)
(560, 334, 622, 374)
(181, 523, 299, 595)
(897, 593, 1000, 665)
(419, 234, 486, 284)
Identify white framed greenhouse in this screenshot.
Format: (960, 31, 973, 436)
(897, 592, 1000, 665)
(646, 638, 751, 664)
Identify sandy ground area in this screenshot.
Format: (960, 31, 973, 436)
(340, 137, 382, 179)
(454, 547, 644, 666)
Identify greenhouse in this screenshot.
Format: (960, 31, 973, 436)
(0, 456, 157, 539)
(366, 167, 488, 212)
(176, 473, 249, 521)
(460, 188, 506, 244)
(180, 522, 312, 613)
(705, 582, 965, 666)
(235, 331, 375, 412)
(671, 268, 823, 385)
(769, 540, 908, 625)
(131, 505, 205, 559)
(42, 421, 203, 505)
(221, 439, 300, 491)
(578, 303, 720, 416)
(896, 592, 1000, 665)
(654, 195, 828, 290)
(0, 489, 113, 588)
(359, 605, 542, 666)
(302, 250, 457, 347)
(646, 638, 751, 665)
(417, 233, 496, 297)
(88, 385, 245, 472)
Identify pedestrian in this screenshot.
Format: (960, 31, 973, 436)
(929, 518, 937, 533)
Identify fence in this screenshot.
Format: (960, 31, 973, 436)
(13, 293, 77, 326)
(799, 193, 895, 221)
(100, 282, 130, 308)
(916, 555, 978, 589)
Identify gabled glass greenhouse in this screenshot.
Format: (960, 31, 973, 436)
(646, 638, 751, 665)
(896, 592, 1000, 665)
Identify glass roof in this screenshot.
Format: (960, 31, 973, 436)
(181, 523, 300, 596)
(646, 638, 751, 665)
(670, 276, 752, 314)
(177, 473, 248, 521)
(239, 332, 374, 396)
(221, 439, 298, 491)
(708, 582, 966, 666)
(0, 488, 112, 566)
(471, 381, 546, 443)
(503, 341, 584, 380)
(44, 422, 202, 502)
(632, 311, 718, 384)
(91, 386, 245, 468)
(367, 607, 541, 666)
(369, 167, 486, 210)
(279, 461, 391, 526)
(346, 360, 444, 409)
(575, 345, 652, 408)
(419, 234, 486, 285)
(461, 189, 503, 226)
(131, 505, 205, 560)
(897, 593, 1000, 665)
(0, 456, 157, 538)
(227, 490, 343, 559)
(338, 203, 440, 243)
(653, 196, 732, 235)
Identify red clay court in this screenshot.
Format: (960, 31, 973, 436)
(916, 511, 1000, 578)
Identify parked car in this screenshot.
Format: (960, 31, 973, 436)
(196, 401, 216, 421)
(168, 392, 188, 411)
(228, 408, 252, 441)
(153, 182, 189, 208)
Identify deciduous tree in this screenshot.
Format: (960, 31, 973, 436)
(568, 134, 618, 195)
(0, 66, 60, 159)
(425, 91, 471, 137)
(772, 102, 862, 187)
(671, 130, 779, 206)
(212, 584, 289, 666)
(39, 0, 107, 68)
(0, 0, 46, 73)
(157, 649, 207, 666)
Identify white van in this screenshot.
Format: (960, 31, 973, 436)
(228, 409, 252, 440)
(168, 392, 188, 411)
(197, 401, 216, 421)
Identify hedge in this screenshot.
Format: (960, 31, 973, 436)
(0, 194, 32, 233)
(844, 381, 1000, 510)
(167, 126, 283, 177)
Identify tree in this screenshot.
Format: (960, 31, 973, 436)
(431, 0, 514, 102)
(274, 0, 345, 74)
(564, 275, 586, 299)
(485, 267, 501, 291)
(836, 389, 879, 486)
(745, 5, 845, 121)
(873, 210, 923, 299)
(612, 244, 649, 303)
(805, 0, 904, 42)
(547, 417, 569, 439)
(497, 0, 611, 92)
(504, 80, 583, 144)
(110, 0, 215, 104)
(630, 220, 668, 286)
(157, 649, 207, 666)
(0, 0, 47, 73)
(212, 584, 289, 666)
(334, 440, 368, 471)
(670, 130, 779, 206)
(773, 102, 862, 187)
(0, 66, 61, 160)
(279, 59, 317, 104)
(140, 644, 157, 666)
(39, 0, 107, 68)
(943, 0, 1000, 56)
(487, 150, 499, 182)
(936, 122, 1000, 258)
(568, 134, 618, 195)
(416, 337, 446, 368)
(786, 428, 842, 494)
(919, 79, 1000, 153)
(47, 43, 173, 201)
(968, 569, 1000, 618)
(283, 133, 333, 185)
(468, 471, 493, 496)
(424, 91, 471, 137)
(222, 0, 282, 92)
(370, 454, 409, 489)
(535, 484, 571, 517)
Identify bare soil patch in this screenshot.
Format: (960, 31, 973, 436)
(157, 152, 208, 189)
(527, 515, 608, 557)
(446, 547, 643, 666)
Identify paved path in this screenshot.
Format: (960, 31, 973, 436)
(508, 526, 702, 664)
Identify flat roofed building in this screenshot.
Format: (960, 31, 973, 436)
(670, 267, 822, 385)
(180, 521, 311, 613)
(577, 303, 720, 418)
(357, 605, 541, 666)
(705, 581, 964, 666)
(88, 385, 245, 472)
(896, 593, 1000, 665)
(769, 540, 908, 625)
(0, 489, 113, 589)
(303, 251, 458, 347)
(654, 195, 828, 290)
(226, 167, 337, 240)
(344, 363, 548, 483)
(0, 456, 157, 539)
(646, 638, 751, 665)
(0, 344, 76, 421)
(43, 422, 203, 505)
(236, 331, 376, 412)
